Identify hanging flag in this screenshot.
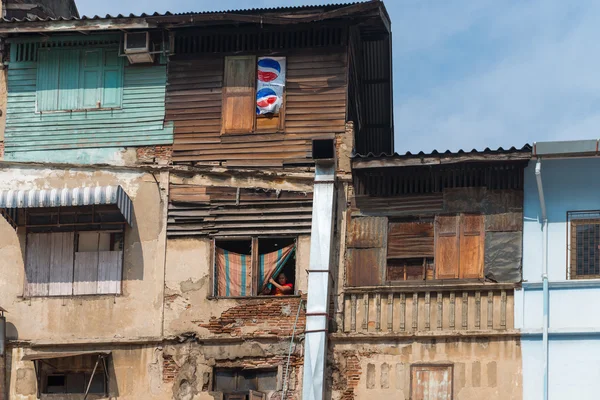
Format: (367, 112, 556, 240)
(256, 57, 286, 115)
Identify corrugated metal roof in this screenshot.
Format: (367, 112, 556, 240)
(1, 2, 362, 23)
(0, 185, 133, 226)
(353, 144, 533, 159)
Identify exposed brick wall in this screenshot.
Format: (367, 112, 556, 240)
(331, 350, 362, 400)
(162, 354, 179, 383)
(136, 145, 173, 165)
(200, 297, 306, 338)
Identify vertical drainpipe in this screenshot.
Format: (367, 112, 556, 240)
(302, 140, 337, 400)
(0, 307, 6, 400)
(535, 158, 549, 400)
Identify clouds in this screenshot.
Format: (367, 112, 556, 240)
(76, 0, 600, 153)
(392, 0, 600, 152)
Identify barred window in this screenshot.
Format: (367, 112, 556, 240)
(568, 212, 600, 279)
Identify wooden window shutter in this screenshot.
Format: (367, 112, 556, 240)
(101, 49, 124, 108)
(435, 215, 460, 279)
(346, 216, 387, 286)
(57, 49, 81, 111)
(459, 214, 484, 279)
(80, 49, 103, 109)
(36, 49, 61, 111)
(388, 221, 434, 259)
(222, 56, 256, 133)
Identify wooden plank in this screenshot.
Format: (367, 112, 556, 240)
(48, 232, 75, 296)
(387, 221, 434, 259)
(73, 252, 98, 295)
(435, 216, 460, 279)
(347, 217, 387, 248)
(25, 233, 51, 297)
(97, 251, 123, 294)
(459, 214, 484, 279)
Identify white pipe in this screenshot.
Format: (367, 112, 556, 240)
(302, 161, 336, 400)
(535, 158, 549, 400)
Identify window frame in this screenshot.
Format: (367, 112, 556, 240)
(213, 367, 278, 395)
(35, 46, 125, 114)
(221, 55, 287, 135)
(22, 206, 126, 298)
(211, 236, 297, 298)
(567, 211, 600, 280)
(384, 213, 485, 284)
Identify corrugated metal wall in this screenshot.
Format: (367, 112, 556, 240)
(166, 50, 347, 167)
(4, 59, 173, 153)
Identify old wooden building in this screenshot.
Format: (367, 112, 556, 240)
(331, 147, 531, 399)
(0, 2, 394, 400)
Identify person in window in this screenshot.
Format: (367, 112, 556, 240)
(267, 273, 293, 296)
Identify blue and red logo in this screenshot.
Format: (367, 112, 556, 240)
(256, 88, 279, 114)
(257, 58, 281, 83)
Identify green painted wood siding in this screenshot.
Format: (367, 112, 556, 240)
(4, 57, 173, 153)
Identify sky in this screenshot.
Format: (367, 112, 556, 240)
(76, 0, 600, 153)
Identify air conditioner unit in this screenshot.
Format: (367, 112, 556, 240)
(124, 32, 154, 64)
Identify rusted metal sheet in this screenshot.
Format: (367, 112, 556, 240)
(167, 183, 313, 236)
(352, 193, 444, 217)
(347, 216, 387, 248)
(346, 248, 384, 287)
(387, 221, 434, 259)
(166, 50, 347, 167)
(485, 212, 523, 232)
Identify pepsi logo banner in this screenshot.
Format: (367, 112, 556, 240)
(256, 57, 286, 115)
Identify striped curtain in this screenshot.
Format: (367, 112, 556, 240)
(259, 244, 295, 292)
(216, 248, 252, 297)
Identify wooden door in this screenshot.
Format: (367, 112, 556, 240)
(459, 214, 484, 279)
(434, 216, 459, 279)
(411, 365, 453, 400)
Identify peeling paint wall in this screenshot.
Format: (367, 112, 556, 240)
(0, 165, 168, 343)
(164, 236, 309, 339)
(329, 339, 522, 400)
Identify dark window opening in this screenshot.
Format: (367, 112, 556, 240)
(40, 355, 108, 395)
(214, 237, 296, 297)
(214, 368, 277, 395)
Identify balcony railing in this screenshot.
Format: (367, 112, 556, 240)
(339, 284, 515, 335)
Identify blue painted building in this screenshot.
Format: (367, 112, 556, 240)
(517, 140, 600, 400)
(3, 33, 173, 164)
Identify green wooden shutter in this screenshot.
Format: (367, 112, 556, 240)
(101, 49, 123, 108)
(57, 49, 81, 110)
(80, 49, 103, 109)
(36, 49, 60, 111)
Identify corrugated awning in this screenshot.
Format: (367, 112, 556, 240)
(22, 350, 111, 361)
(0, 185, 133, 226)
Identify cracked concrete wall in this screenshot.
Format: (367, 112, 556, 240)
(0, 165, 168, 343)
(329, 338, 522, 400)
(7, 344, 172, 400)
(163, 235, 310, 339)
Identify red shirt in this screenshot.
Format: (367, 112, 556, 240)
(274, 283, 293, 296)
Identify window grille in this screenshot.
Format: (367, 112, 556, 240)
(568, 211, 600, 279)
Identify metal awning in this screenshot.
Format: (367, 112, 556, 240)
(0, 185, 133, 226)
(22, 350, 111, 361)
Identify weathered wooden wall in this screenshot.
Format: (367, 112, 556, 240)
(4, 41, 173, 155)
(168, 183, 313, 236)
(166, 50, 347, 167)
